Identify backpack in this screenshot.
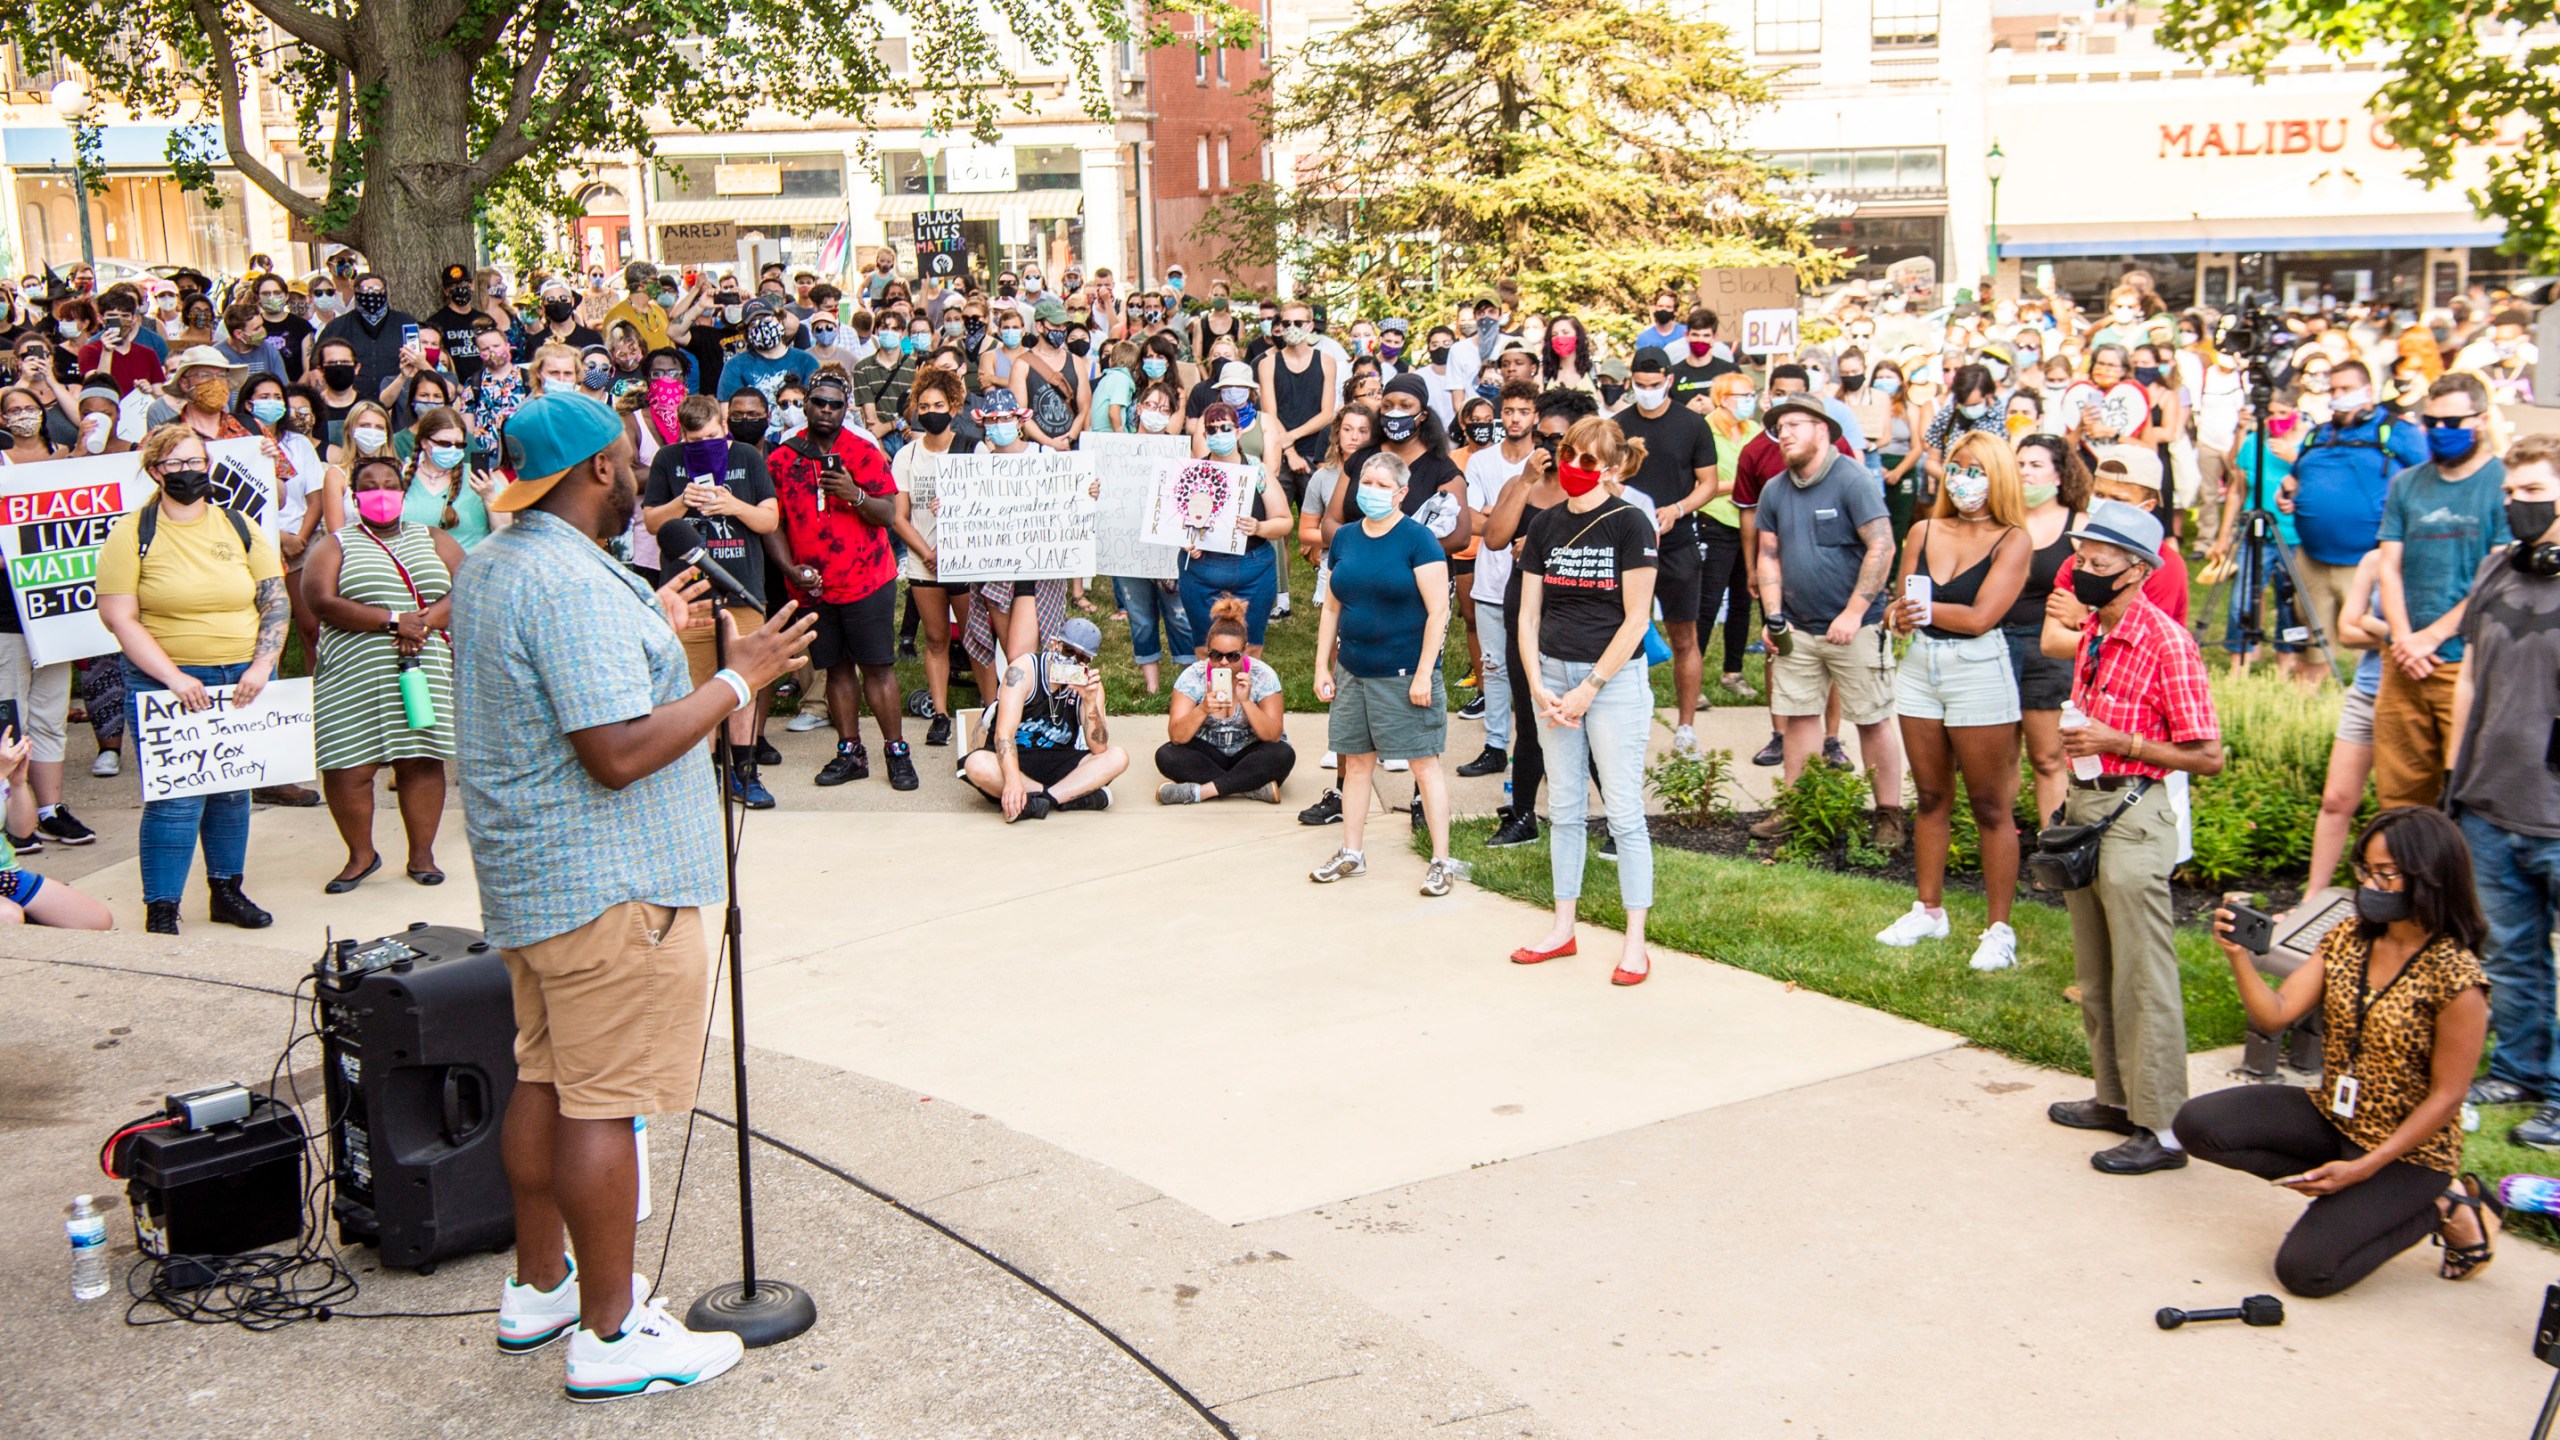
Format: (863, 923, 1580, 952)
(135, 502, 256, 567)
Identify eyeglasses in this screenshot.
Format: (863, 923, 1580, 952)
(157, 461, 211, 477)
(2421, 413, 2478, 429)
(2353, 862, 2405, 886)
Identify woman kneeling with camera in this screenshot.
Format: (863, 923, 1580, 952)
(2175, 807, 2495, 1297)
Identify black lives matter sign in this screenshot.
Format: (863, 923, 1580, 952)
(913, 208, 966, 279)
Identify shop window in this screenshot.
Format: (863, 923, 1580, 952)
(1195, 45, 1206, 84)
(1197, 136, 1210, 189)
(1755, 0, 1821, 55)
(1872, 0, 1939, 49)
(1217, 47, 1228, 83)
(1217, 135, 1231, 188)
(655, 154, 843, 201)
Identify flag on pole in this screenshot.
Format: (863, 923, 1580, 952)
(817, 221, 849, 277)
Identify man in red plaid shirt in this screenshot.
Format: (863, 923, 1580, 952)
(2038, 498, 2227, 1176)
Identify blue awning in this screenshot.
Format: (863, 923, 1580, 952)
(3, 125, 223, 169)
(2004, 230, 2504, 258)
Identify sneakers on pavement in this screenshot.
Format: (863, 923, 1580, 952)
(562, 1296, 746, 1403)
(2512, 1103, 2560, 1152)
(1876, 903, 1949, 948)
(1010, 792, 1055, 823)
(728, 770, 776, 811)
(1321, 750, 1338, 770)
(1298, 788, 1344, 825)
(751, 736, 784, 769)
(498, 1261, 647, 1356)
(1456, 746, 1508, 778)
(1420, 857, 1470, 897)
(1595, 828, 1616, 861)
(2468, 1077, 2535, 1106)
(1057, 787, 1111, 812)
(1969, 922, 2018, 971)
(36, 806, 96, 846)
(1381, 757, 1411, 773)
(1310, 848, 1367, 883)
(884, 741, 920, 792)
(1245, 781, 1282, 803)
(1751, 731, 1784, 767)
(1158, 781, 1203, 805)
(1672, 724, 1697, 755)
(784, 709, 828, 733)
(91, 748, 120, 777)
(1486, 810, 1540, 848)
(1458, 694, 1488, 721)
(815, 741, 868, 786)
(7, 829, 41, 857)
(925, 713, 953, 747)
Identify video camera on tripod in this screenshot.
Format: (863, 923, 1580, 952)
(2213, 296, 2285, 364)
(2203, 293, 2330, 665)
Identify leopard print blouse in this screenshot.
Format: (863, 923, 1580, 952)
(2315, 926, 2488, 1175)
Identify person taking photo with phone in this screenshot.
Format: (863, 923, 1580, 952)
(1155, 596, 1294, 805)
(962, 617, 1128, 821)
(2176, 808, 2493, 1296)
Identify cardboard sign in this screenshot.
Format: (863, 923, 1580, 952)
(913, 208, 967, 280)
(1740, 307, 1800, 357)
(658, 220, 738, 264)
(934, 450, 1098, 582)
(1079, 433, 1186, 581)
(0, 438, 278, 666)
(1697, 266, 1799, 328)
(1142, 457, 1256, 557)
(133, 678, 317, 802)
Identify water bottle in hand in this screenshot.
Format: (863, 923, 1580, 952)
(67, 1194, 109, 1301)
(2060, 701, 2102, 781)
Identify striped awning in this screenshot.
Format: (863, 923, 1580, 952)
(875, 190, 1084, 222)
(648, 196, 850, 227)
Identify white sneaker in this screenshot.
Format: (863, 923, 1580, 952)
(1875, 903, 1950, 948)
(1381, 757, 1411, 773)
(1321, 750, 1338, 771)
(91, 749, 120, 777)
(1969, 922, 2019, 972)
(1672, 724, 1698, 754)
(783, 710, 827, 733)
(497, 1260, 648, 1356)
(563, 1295, 745, 1403)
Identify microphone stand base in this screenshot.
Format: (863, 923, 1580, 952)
(687, 1278, 817, 1348)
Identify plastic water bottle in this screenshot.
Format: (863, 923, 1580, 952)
(1502, 779, 1513, 819)
(2499, 1174, 2560, 1217)
(2059, 701, 2102, 781)
(67, 1194, 109, 1300)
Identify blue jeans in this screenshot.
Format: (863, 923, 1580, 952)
(2462, 809, 2560, 1099)
(124, 658, 254, 904)
(1112, 576, 1194, 666)
(1537, 656, 1653, 911)
(2221, 537, 2304, 655)
(1473, 600, 1512, 749)
(1179, 546, 1279, 649)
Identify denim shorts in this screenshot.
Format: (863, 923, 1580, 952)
(1894, 630, 2021, 728)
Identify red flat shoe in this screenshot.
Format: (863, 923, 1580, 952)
(1610, 956, 1651, 986)
(1510, 937, 1577, 965)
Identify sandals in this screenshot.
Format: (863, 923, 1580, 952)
(2436, 1172, 2499, 1281)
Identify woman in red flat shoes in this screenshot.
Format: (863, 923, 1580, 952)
(1509, 415, 1660, 985)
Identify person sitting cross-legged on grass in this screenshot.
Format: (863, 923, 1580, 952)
(961, 616, 1129, 822)
(1156, 596, 1294, 805)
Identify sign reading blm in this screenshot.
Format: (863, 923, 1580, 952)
(913, 208, 967, 279)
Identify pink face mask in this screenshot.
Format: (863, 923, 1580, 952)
(1551, 333, 1579, 357)
(355, 488, 406, 526)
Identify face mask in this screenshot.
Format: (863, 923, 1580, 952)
(775, 403, 805, 431)
(726, 416, 770, 446)
(1476, 316, 1499, 344)
(427, 443, 468, 471)
(259, 294, 288, 316)
(1427, 344, 1451, 367)
(1067, 338, 1091, 358)
(1038, 328, 1065, 350)
(1141, 357, 1168, 379)
(655, 290, 678, 310)
(912, 411, 952, 436)
(986, 421, 1021, 448)
(1166, 275, 1184, 292)
(350, 425, 388, 453)
(1220, 385, 1252, 407)
(1356, 484, 1396, 521)
(1138, 409, 1172, 433)
(1556, 461, 1602, 497)
(1380, 340, 1404, 361)
(190, 378, 232, 411)
(1379, 411, 1419, 443)
(903, 335, 925, 355)
(1838, 371, 1865, 393)
(355, 488, 406, 526)
(157, 468, 214, 503)
(1284, 326, 1311, 348)
(744, 317, 782, 352)
(2069, 565, 2132, 609)
(313, 361, 358, 392)
(356, 292, 388, 322)
(2331, 388, 2370, 414)
(1947, 468, 1991, 512)
(2024, 483, 2059, 508)
(2016, 347, 2040, 366)
(1024, 279, 1045, 296)
(1688, 338, 1714, 357)
(1630, 382, 1670, 410)
(1653, 309, 1675, 327)
(2303, 372, 2331, 393)
(1466, 421, 1499, 446)
(2354, 885, 2413, 925)
(1873, 376, 1901, 397)
(447, 285, 475, 307)
(944, 319, 966, 338)
(2427, 424, 2479, 464)
(998, 327, 1023, 349)
(4, 412, 39, 436)
(1731, 395, 1759, 419)
(2503, 496, 2558, 547)
(250, 397, 287, 425)
(2132, 365, 2162, 387)
(2111, 307, 2140, 326)
(1959, 402, 1991, 421)
(1205, 431, 1239, 457)
(57, 320, 80, 338)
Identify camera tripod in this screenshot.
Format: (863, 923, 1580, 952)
(2199, 335, 2333, 673)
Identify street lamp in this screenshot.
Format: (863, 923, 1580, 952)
(50, 79, 97, 270)
(1984, 140, 2006, 301)
(918, 128, 944, 213)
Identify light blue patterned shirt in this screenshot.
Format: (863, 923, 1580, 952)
(451, 508, 722, 949)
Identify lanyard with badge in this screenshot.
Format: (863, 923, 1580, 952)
(2331, 938, 2428, 1119)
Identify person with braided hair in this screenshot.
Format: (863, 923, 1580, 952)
(401, 405, 505, 549)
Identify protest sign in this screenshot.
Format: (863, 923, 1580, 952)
(1078, 433, 1186, 580)
(133, 678, 317, 803)
(1697, 265, 1799, 328)
(1741, 307, 1800, 357)
(1141, 457, 1255, 557)
(0, 437, 277, 666)
(934, 449, 1098, 582)
(913, 208, 967, 280)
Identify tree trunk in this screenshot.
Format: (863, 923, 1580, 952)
(339, 0, 483, 316)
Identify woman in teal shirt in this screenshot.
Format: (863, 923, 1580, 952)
(402, 405, 503, 549)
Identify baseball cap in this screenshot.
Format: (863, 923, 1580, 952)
(1032, 297, 1068, 325)
(1058, 617, 1103, 659)
(441, 262, 472, 289)
(2070, 498, 2165, 565)
(2091, 444, 2163, 493)
(492, 392, 625, 512)
(1380, 317, 1410, 335)
(1629, 345, 1673, 375)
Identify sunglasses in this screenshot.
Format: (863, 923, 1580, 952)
(2420, 413, 2477, 429)
(1206, 649, 1246, 664)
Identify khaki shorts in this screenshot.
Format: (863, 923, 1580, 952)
(503, 902, 714, 1121)
(1769, 623, 1896, 726)
(682, 606, 765, 689)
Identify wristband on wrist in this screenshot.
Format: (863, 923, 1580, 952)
(712, 668, 753, 713)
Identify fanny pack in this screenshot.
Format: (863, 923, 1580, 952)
(2027, 781, 2152, 893)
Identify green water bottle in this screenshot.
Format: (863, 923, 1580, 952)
(398, 655, 436, 730)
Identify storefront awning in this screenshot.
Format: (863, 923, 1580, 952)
(2000, 222, 2505, 258)
(875, 191, 1083, 222)
(649, 196, 850, 227)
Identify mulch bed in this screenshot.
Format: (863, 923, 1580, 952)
(1648, 812, 2305, 927)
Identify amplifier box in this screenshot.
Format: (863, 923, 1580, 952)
(122, 1093, 305, 1260)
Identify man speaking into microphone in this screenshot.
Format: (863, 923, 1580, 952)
(453, 391, 814, 1403)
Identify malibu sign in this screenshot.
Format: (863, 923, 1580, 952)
(2160, 117, 2523, 159)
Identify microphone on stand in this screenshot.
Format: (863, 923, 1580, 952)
(655, 517, 757, 608)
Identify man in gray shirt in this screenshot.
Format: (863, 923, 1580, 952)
(1751, 395, 1905, 848)
(2448, 433, 2560, 1148)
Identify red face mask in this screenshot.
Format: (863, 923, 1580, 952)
(1557, 461, 1603, 496)
(1687, 337, 1713, 357)
(1551, 332, 1579, 357)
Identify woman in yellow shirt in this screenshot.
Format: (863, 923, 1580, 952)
(96, 425, 288, 936)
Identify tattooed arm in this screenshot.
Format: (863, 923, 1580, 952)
(1828, 516, 1893, 646)
(233, 576, 290, 707)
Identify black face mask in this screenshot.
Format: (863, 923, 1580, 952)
(1066, 338, 1091, 358)
(2069, 564, 2133, 610)
(446, 285, 473, 307)
(1597, 382, 1625, 407)
(1465, 421, 1499, 446)
(1427, 345, 1451, 367)
(157, 469, 214, 504)
(1838, 371, 1866, 393)
(1653, 309, 1675, 327)
(320, 363, 358, 390)
(1379, 412, 1419, 443)
(912, 411, 952, 435)
(2510, 498, 2556, 549)
(727, 417, 769, 446)
(2355, 885, 2413, 925)
(543, 299, 576, 324)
